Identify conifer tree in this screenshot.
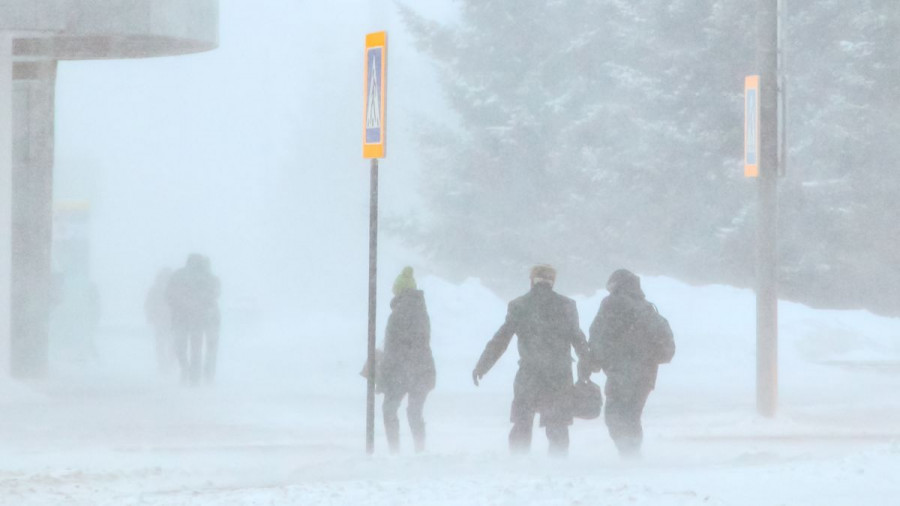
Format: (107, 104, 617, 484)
(400, 1, 900, 314)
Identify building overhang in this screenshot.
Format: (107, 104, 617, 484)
(1, 0, 219, 61)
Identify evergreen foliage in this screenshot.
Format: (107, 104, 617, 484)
(400, 1, 900, 315)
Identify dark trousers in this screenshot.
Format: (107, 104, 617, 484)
(509, 412, 570, 456)
(604, 376, 652, 457)
(509, 367, 572, 456)
(383, 388, 429, 453)
(175, 328, 201, 384)
(204, 316, 220, 381)
(153, 327, 175, 372)
(174, 324, 218, 385)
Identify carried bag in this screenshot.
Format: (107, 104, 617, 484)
(571, 379, 603, 420)
(358, 348, 384, 393)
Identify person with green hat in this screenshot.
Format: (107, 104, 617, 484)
(392, 266, 416, 296)
(379, 266, 435, 453)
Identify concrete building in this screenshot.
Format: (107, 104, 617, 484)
(0, 1, 219, 378)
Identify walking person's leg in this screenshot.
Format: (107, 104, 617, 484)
(541, 380, 572, 457)
(545, 424, 570, 457)
(604, 376, 632, 455)
(622, 386, 652, 455)
(173, 327, 190, 384)
(605, 377, 650, 457)
(161, 328, 176, 372)
(154, 328, 168, 372)
(508, 412, 535, 454)
(188, 329, 202, 385)
(407, 389, 429, 453)
(509, 369, 537, 454)
(382, 390, 404, 453)
(204, 315, 220, 382)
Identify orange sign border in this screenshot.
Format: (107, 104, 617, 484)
(744, 75, 760, 178)
(363, 31, 387, 159)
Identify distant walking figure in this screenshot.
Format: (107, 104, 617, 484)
(473, 265, 591, 456)
(166, 254, 221, 385)
(145, 268, 174, 372)
(588, 269, 674, 457)
(200, 256, 221, 382)
(380, 267, 435, 453)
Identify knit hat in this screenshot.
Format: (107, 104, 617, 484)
(392, 266, 417, 296)
(530, 264, 556, 286)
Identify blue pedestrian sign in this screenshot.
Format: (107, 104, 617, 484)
(363, 31, 387, 159)
(744, 75, 760, 177)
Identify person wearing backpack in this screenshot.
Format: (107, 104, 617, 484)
(379, 266, 435, 453)
(472, 264, 591, 456)
(588, 269, 674, 457)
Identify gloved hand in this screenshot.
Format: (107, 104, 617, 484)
(577, 360, 592, 383)
(472, 369, 483, 387)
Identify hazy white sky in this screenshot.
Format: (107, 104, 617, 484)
(52, 1, 458, 325)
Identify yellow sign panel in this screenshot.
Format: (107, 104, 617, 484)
(363, 31, 387, 159)
(744, 75, 760, 178)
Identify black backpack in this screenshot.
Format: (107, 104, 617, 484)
(630, 302, 676, 365)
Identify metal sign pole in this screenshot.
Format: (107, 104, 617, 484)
(362, 30, 386, 454)
(756, 0, 779, 417)
(366, 158, 379, 454)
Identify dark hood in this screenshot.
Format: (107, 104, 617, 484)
(606, 269, 645, 300)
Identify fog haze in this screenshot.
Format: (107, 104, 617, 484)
(3, 1, 899, 504)
(54, 0, 454, 326)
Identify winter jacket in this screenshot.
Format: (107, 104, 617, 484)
(589, 273, 660, 390)
(165, 267, 220, 332)
(380, 289, 436, 395)
(475, 283, 590, 393)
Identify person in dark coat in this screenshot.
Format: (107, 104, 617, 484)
(166, 254, 221, 385)
(145, 268, 175, 372)
(588, 269, 667, 457)
(380, 266, 435, 453)
(472, 265, 591, 456)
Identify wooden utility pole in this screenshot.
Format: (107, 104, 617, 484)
(756, 0, 779, 417)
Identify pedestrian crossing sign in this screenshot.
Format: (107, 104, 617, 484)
(744, 75, 760, 178)
(363, 31, 387, 159)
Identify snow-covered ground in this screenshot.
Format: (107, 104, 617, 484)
(2, 276, 899, 505)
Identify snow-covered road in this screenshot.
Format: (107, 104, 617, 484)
(2, 276, 899, 505)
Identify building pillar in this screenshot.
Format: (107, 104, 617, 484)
(0, 34, 11, 377)
(10, 60, 56, 378)
(0, 0, 218, 379)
